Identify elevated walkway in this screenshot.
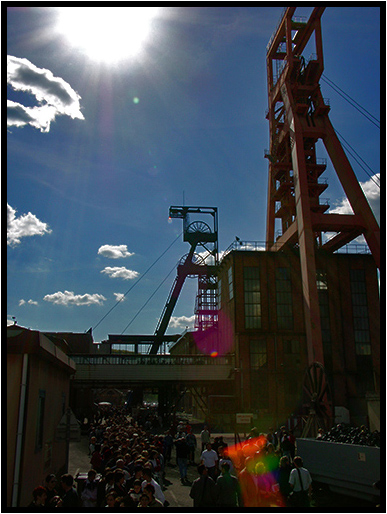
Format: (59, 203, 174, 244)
(71, 353, 235, 385)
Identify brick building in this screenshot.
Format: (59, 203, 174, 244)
(172, 246, 380, 432)
(214, 246, 380, 430)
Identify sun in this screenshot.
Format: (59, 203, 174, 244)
(56, 7, 159, 63)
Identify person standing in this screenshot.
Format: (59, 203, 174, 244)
(215, 462, 241, 507)
(189, 464, 217, 508)
(57, 474, 80, 509)
(236, 456, 257, 507)
(186, 429, 197, 465)
(44, 474, 59, 507)
(277, 455, 293, 506)
(27, 486, 47, 508)
(200, 443, 219, 481)
(289, 456, 312, 507)
(141, 468, 165, 505)
(174, 436, 190, 485)
(266, 427, 278, 449)
(162, 430, 174, 464)
(143, 484, 163, 508)
(200, 425, 211, 451)
(80, 469, 98, 508)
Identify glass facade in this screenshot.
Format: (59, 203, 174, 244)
(244, 267, 261, 329)
(317, 270, 332, 373)
(250, 338, 269, 410)
(228, 266, 234, 300)
(350, 269, 371, 354)
(276, 267, 293, 329)
(350, 269, 374, 394)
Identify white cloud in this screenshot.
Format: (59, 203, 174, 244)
(98, 244, 134, 259)
(169, 315, 196, 329)
(101, 267, 140, 280)
(7, 55, 84, 132)
(114, 293, 126, 302)
(330, 174, 380, 223)
(7, 203, 52, 246)
(18, 299, 38, 306)
(43, 290, 106, 306)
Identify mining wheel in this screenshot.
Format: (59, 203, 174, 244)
(301, 362, 334, 438)
(178, 253, 205, 277)
(186, 221, 212, 234)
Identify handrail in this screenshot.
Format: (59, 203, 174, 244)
(222, 240, 371, 257)
(71, 354, 235, 366)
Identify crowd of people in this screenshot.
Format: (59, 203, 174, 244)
(27, 409, 312, 508)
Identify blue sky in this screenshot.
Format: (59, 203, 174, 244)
(7, 6, 381, 343)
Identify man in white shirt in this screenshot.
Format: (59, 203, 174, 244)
(289, 456, 312, 507)
(141, 468, 165, 506)
(200, 443, 218, 480)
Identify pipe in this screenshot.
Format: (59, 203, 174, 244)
(12, 353, 29, 507)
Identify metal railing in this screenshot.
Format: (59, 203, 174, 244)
(222, 239, 371, 257)
(71, 354, 235, 366)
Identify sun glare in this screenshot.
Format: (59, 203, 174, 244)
(56, 7, 159, 63)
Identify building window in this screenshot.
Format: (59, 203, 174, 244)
(250, 339, 269, 410)
(317, 270, 332, 372)
(250, 371, 269, 411)
(250, 338, 267, 368)
(276, 267, 293, 329)
(350, 269, 374, 394)
(36, 390, 46, 452)
(316, 270, 328, 290)
(228, 267, 234, 300)
(284, 339, 300, 354)
(244, 267, 261, 329)
(350, 269, 371, 355)
(218, 278, 222, 309)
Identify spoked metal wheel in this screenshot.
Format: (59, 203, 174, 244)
(302, 362, 334, 437)
(186, 221, 212, 234)
(178, 253, 205, 277)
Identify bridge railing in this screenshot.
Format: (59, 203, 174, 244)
(71, 354, 235, 366)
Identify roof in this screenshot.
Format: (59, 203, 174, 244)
(7, 325, 76, 373)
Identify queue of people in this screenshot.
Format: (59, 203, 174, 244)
(26, 409, 312, 508)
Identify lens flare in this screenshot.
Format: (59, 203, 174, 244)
(225, 437, 287, 507)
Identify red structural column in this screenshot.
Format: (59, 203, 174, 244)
(320, 117, 380, 269)
(282, 82, 324, 365)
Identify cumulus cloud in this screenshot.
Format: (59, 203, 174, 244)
(7, 55, 84, 132)
(98, 244, 134, 259)
(169, 315, 196, 329)
(43, 290, 106, 306)
(19, 299, 38, 306)
(114, 293, 126, 302)
(7, 203, 52, 246)
(329, 174, 380, 223)
(101, 267, 140, 280)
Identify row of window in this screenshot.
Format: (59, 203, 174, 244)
(223, 266, 371, 350)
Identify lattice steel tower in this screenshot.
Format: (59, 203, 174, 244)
(265, 7, 380, 366)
